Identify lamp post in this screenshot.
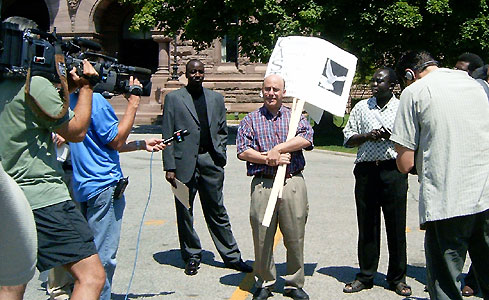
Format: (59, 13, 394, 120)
(171, 34, 179, 81)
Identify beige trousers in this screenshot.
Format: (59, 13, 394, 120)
(47, 267, 72, 300)
(250, 174, 308, 290)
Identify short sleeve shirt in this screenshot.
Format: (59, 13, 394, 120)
(391, 68, 489, 223)
(236, 105, 313, 176)
(0, 76, 74, 209)
(343, 96, 399, 163)
(69, 93, 122, 202)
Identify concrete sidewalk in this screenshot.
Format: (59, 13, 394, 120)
(24, 133, 476, 300)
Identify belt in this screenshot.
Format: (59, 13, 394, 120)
(358, 159, 396, 167)
(254, 169, 303, 179)
(62, 163, 73, 171)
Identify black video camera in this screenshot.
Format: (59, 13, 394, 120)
(0, 21, 152, 98)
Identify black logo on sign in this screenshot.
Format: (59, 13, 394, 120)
(318, 58, 348, 96)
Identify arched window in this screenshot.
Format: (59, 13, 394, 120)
(221, 35, 238, 63)
(118, 14, 158, 73)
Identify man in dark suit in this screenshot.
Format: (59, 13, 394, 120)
(162, 59, 252, 276)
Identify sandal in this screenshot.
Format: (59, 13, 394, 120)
(389, 282, 412, 297)
(343, 280, 373, 293)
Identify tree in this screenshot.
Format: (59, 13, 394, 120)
(122, 0, 489, 78)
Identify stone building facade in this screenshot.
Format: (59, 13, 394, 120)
(1, 0, 268, 124)
(2, 0, 369, 124)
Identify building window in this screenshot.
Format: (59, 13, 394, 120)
(221, 35, 238, 63)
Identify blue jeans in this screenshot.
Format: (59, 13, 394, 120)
(80, 184, 126, 300)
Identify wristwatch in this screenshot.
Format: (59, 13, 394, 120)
(135, 140, 142, 150)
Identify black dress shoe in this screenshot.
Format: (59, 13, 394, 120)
(184, 260, 199, 276)
(225, 259, 253, 273)
(283, 288, 309, 300)
(252, 288, 273, 300)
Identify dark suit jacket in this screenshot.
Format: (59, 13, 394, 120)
(162, 87, 227, 183)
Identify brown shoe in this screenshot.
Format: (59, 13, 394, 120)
(462, 285, 475, 297)
(343, 280, 373, 293)
(388, 282, 412, 297)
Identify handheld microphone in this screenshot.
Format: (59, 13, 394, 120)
(72, 37, 102, 51)
(126, 66, 152, 75)
(163, 129, 189, 144)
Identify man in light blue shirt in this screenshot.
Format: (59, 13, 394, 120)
(69, 77, 165, 300)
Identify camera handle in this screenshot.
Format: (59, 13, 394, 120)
(25, 42, 69, 121)
(127, 84, 143, 96)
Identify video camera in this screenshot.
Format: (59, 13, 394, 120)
(0, 21, 152, 98)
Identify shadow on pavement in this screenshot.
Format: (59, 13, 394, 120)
(112, 291, 175, 299)
(131, 125, 162, 134)
(406, 264, 427, 285)
(219, 262, 317, 291)
(319, 264, 429, 297)
(317, 265, 358, 284)
(153, 249, 225, 270)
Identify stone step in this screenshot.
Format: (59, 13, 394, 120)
(113, 111, 162, 125)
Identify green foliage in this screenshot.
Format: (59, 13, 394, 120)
(382, 2, 423, 28)
(121, 0, 489, 76)
(426, 0, 452, 14)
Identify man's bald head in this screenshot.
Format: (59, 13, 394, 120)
(262, 74, 286, 115)
(263, 74, 285, 90)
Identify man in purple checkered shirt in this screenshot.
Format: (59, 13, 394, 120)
(236, 74, 313, 300)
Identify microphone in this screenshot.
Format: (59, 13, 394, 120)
(72, 37, 102, 51)
(163, 129, 189, 144)
(125, 66, 152, 75)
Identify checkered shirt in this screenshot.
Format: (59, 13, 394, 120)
(343, 96, 399, 163)
(236, 105, 314, 176)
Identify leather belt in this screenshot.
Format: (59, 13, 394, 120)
(254, 169, 303, 179)
(62, 162, 73, 171)
(358, 159, 396, 167)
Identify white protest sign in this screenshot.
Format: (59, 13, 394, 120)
(260, 36, 357, 227)
(265, 36, 357, 119)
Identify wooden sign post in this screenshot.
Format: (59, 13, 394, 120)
(262, 98, 305, 227)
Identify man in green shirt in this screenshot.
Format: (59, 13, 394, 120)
(0, 17, 105, 300)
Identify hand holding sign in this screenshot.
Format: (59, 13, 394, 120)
(265, 36, 358, 119)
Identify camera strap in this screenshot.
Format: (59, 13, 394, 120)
(24, 42, 69, 122)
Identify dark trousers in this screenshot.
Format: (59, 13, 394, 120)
(464, 265, 479, 290)
(425, 209, 489, 300)
(353, 160, 408, 285)
(175, 151, 241, 264)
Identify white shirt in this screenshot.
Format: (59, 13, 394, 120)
(343, 96, 399, 163)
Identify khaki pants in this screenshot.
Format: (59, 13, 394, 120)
(250, 174, 308, 290)
(47, 267, 72, 300)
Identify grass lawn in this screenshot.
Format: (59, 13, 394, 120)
(313, 114, 357, 154)
(313, 133, 357, 154)
(316, 145, 357, 154)
(226, 113, 248, 120)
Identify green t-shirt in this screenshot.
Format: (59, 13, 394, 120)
(0, 76, 74, 210)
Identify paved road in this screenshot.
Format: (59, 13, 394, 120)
(25, 132, 476, 300)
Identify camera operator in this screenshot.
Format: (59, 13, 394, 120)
(0, 16, 105, 300)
